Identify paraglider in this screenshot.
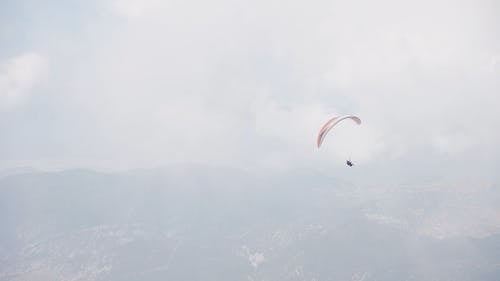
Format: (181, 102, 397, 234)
(316, 115, 361, 167)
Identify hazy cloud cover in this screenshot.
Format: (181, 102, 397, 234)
(0, 52, 48, 111)
(1, 0, 499, 179)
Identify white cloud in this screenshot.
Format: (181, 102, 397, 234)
(489, 55, 500, 72)
(0, 52, 49, 111)
(106, 0, 166, 19)
(2, 0, 499, 173)
(74, 0, 499, 171)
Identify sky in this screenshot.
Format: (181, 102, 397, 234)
(1, 0, 499, 181)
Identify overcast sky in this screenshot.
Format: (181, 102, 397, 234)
(1, 0, 499, 180)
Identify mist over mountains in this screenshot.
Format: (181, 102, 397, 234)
(1, 167, 499, 281)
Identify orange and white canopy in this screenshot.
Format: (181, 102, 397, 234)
(316, 115, 361, 148)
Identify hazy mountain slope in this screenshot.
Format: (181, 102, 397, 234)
(1, 168, 499, 281)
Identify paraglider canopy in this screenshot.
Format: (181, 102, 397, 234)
(316, 115, 361, 148)
(317, 115, 361, 167)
